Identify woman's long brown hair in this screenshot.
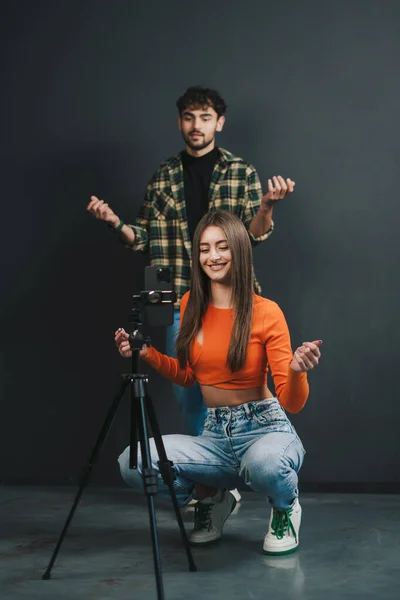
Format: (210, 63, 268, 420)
(176, 210, 254, 372)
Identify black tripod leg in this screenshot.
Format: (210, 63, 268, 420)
(145, 392, 197, 572)
(134, 384, 165, 600)
(42, 378, 130, 580)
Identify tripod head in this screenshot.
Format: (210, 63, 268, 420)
(129, 289, 176, 342)
(128, 287, 176, 373)
(129, 300, 152, 352)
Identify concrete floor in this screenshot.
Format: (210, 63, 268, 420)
(0, 485, 399, 600)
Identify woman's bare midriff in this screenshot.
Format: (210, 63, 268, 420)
(200, 383, 274, 408)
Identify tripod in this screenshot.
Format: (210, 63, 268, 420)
(42, 325, 197, 599)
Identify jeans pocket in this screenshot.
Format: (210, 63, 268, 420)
(252, 404, 293, 433)
(200, 412, 213, 431)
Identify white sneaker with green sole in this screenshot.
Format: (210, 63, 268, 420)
(263, 498, 302, 555)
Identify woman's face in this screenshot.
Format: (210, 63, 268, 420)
(198, 226, 232, 284)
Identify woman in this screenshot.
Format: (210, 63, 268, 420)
(115, 210, 321, 556)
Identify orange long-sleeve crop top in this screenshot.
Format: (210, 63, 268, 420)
(144, 292, 309, 413)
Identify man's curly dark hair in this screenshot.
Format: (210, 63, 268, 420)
(176, 86, 227, 118)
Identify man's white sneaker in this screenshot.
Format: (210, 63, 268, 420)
(263, 498, 302, 556)
(188, 489, 237, 545)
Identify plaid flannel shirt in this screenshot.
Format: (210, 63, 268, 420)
(128, 147, 274, 305)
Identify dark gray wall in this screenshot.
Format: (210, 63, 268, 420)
(1, 0, 399, 487)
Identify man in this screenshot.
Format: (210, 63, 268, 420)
(87, 86, 295, 444)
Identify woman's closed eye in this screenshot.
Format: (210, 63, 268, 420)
(200, 246, 229, 253)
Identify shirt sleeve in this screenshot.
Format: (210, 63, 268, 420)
(242, 166, 274, 245)
(142, 291, 196, 387)
(143, 346, 196, 387)
(125, 185, 153, 253)
(264, 302, 309, 413)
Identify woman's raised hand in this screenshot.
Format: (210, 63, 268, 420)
(290, 340, 322, 373)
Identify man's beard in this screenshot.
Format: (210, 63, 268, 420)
(183, 132, 215, 152)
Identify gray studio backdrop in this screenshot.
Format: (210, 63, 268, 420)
(1, 0, 399, 488)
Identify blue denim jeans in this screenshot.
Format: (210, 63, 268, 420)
(165, 309, 207, 436)
(118, 398, 305, 510)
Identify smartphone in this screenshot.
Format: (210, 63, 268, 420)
(143, 266, 175, 327)
(145, 266, 174, 291)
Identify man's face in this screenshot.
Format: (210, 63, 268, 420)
(178, 104, 225, 155)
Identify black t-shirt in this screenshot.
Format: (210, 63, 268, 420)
(181, 147, 219, 241)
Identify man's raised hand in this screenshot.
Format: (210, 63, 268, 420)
(260, 176, 295, 211)
(87, 195, 120, 227)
